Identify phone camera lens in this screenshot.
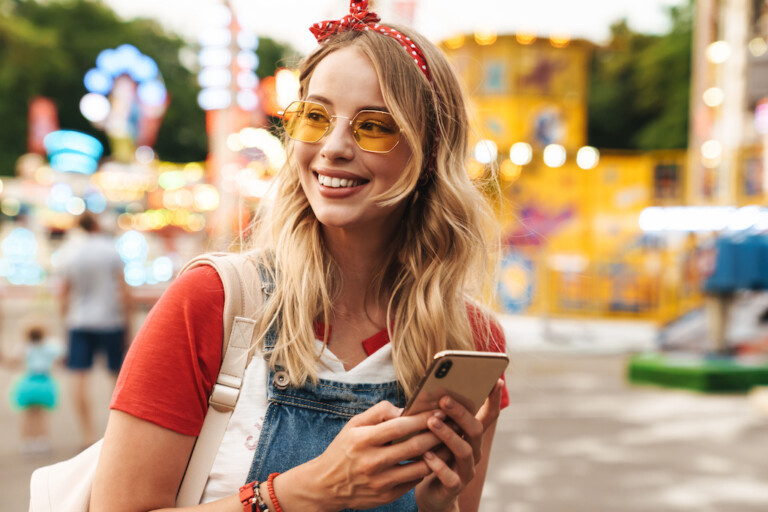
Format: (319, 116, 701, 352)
(435, 360, 452, 379)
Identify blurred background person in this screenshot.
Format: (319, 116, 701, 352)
(2, 324, 62, 454)
(58, 212, 129, 446)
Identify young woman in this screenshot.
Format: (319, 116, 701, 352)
(92, 1, 508, 510)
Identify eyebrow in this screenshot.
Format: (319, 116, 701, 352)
(305, 94, 390, 113)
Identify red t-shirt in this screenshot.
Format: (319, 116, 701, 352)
(111, 266, 510, 436)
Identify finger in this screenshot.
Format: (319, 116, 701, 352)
(376, 425, 445, 468)
(383, 478, 424, 503)
(475, 379, 503, 429)
(347, 400, 403, 427)
(380, 457, 432, 487)
(423, 451, 462, 494)
(427, 416, 475, 482)
(368, 409, 446, 446)
(439, 396, 484, 462)
(432, 443, 453, 464)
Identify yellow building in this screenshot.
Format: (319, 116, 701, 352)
(443, 34, 697, 323)
(443, 34, 589, 153)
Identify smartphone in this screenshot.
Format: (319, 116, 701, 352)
(401, 350, 509, 418)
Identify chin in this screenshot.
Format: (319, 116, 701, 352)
(315, 214, 360, 231)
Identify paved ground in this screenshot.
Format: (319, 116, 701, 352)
(4, 350, 768, 511)
(481, 353, 768, 512)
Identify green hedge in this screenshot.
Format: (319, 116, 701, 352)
(627, 353, 768, 393)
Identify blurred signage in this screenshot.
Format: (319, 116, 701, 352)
(27, 97, 59, 155)
(196, 4, 259, 112)
(639, 206, 768, 232)
(43, 130, 104, 174)
(81, 44, 168, 162)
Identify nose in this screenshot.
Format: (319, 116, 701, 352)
(319, 117, 356, 161)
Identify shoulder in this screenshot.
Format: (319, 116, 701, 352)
(111, 264, 226, 436)
(466, 302, 506, 353)
(173, 264, 224, 294)
(137, 264, 225, 352)
(149, 265, 225, 327)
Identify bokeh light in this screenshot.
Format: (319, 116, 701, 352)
(466, 159, 485, 180)
(702, 87, 724, 107)
(0, 228, 44, 285)
(135, 146, 155, 164)
(79, 93, 111, 123)
(443, 34, 465, 50)
(543, 144, 567, 168)
(509, 142, 533, 166)
(701, 140, 722, 160)
(515, 32, 537, 45)
(474, 28, 497, 45)
(550, 34, 571, 48)
(748, 37, 767, 57)
(706, 40, 731, 63)
(275, 68, 300, 109)
(500, 160, 522, 181)
(576, 146, 600, 169)
(474, 140, 498, 164)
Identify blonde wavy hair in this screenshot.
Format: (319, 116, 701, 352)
(247, 26, 501, 398)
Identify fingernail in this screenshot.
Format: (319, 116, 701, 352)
(433, 410, 447, 420)
(431, 418, 444, 429)
(424, 451, 435, 460)
(442, 397, 454, 409)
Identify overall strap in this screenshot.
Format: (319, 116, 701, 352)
(176, 252, 265, 506)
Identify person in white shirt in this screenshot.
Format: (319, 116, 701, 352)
(59, 211, 129, 445)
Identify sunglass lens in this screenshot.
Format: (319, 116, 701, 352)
(352, 111, 401, 152)
(283, 102, 330, 143)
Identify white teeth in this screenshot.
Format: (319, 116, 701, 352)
(317, 174, 362, 188)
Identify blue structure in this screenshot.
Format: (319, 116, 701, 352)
(703, 234, 768, 293)
(43, 130, 103, 175)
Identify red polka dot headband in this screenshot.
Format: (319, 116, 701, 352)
(309, 0, 432, 82)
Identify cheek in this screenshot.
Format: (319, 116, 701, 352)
(386, 141, 414, 179)
(293, 143, 314, 171)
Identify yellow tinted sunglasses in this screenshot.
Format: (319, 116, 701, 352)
(281, 100, 401, 153)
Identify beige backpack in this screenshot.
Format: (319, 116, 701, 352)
(29, 252, 264, 511)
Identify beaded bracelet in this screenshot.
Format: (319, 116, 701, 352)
(253, 482, 269, 512)
(267, 472, 283, 512)
(238, 481, 268, 512)
(238, 481, 256, 512)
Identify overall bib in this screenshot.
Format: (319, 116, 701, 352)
(246, 270, 417, 511)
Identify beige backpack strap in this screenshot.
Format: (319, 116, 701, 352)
(175, 252, 264, 506)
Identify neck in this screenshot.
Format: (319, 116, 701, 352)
(321, 225, 398, 318)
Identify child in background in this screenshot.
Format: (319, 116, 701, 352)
(5, 325, 62, 453)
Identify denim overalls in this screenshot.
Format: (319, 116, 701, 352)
(246, 269, 417, 511)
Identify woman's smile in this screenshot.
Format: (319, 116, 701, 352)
(314, 171, 367, 189)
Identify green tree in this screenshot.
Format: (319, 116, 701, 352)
(588, 1, 692, 150)
(0, 0, 297, 175)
